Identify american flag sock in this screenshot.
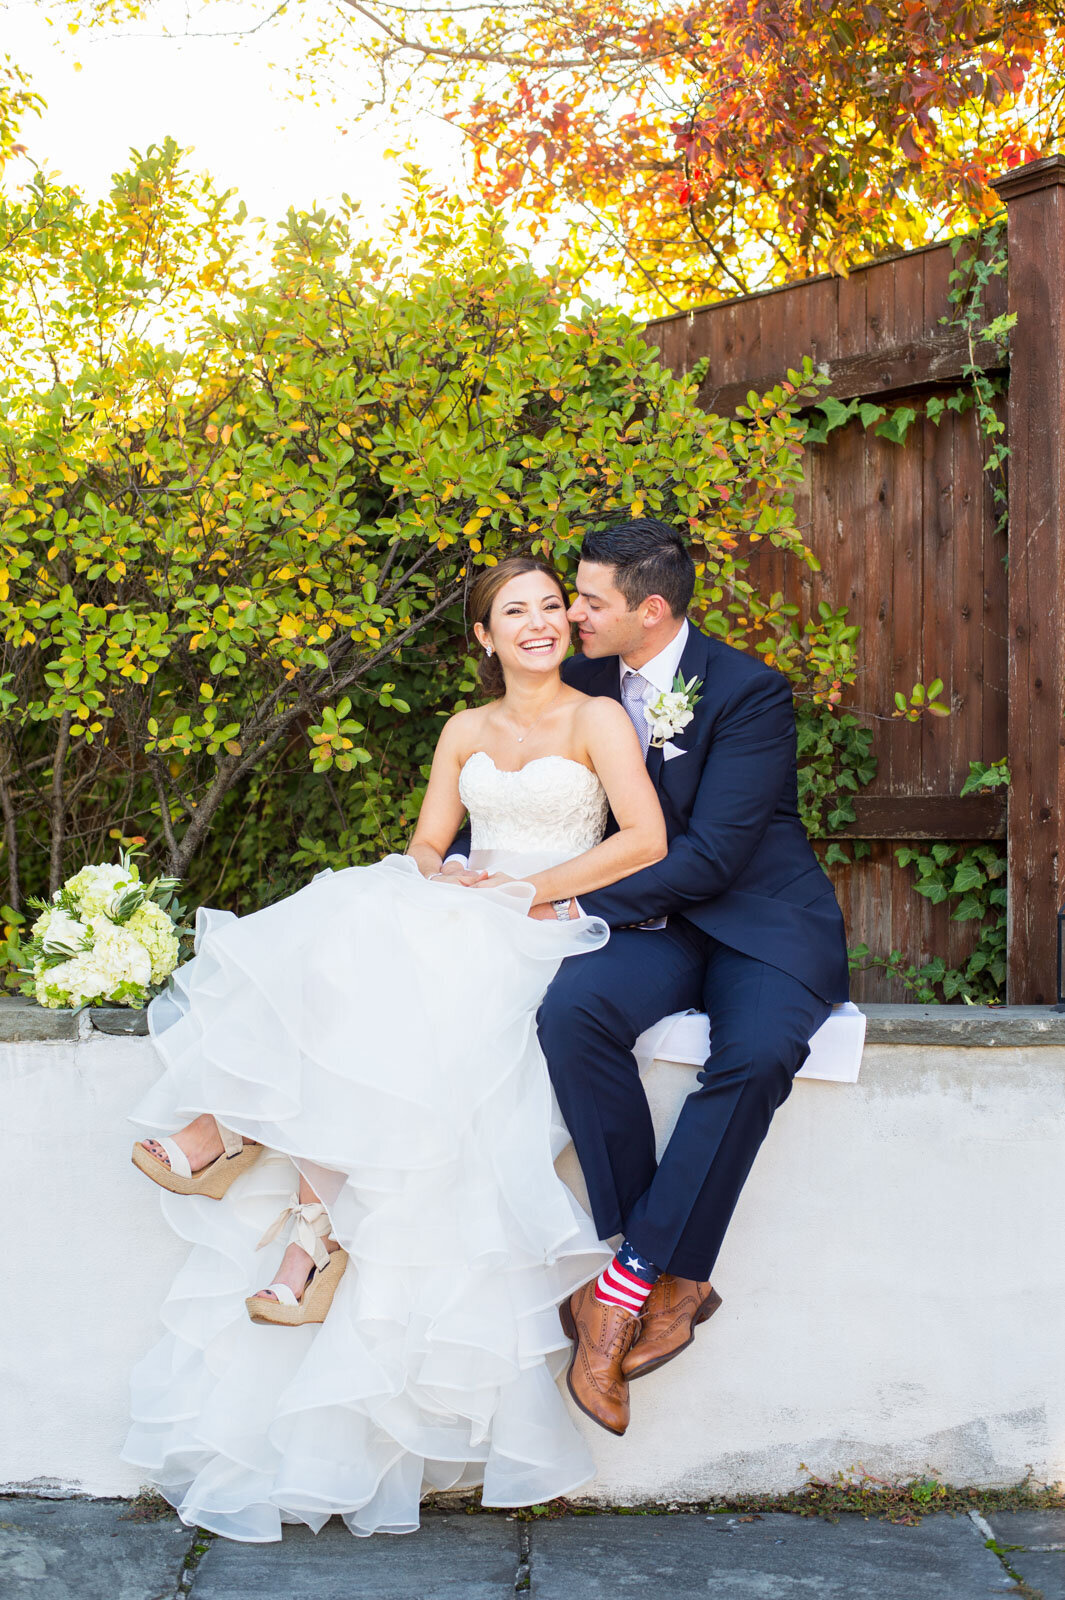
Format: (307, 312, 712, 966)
(593, 1241, 660, 1315)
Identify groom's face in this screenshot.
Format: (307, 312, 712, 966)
(569, 561, 647, 660)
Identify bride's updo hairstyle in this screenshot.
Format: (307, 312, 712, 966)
(467, 556, 569, 698)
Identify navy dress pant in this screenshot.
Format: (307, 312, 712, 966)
(538, 919, 831, 1281)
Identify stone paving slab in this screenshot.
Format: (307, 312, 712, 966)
(1002, 1550, 1065, 1598)
(0, 1497, 194, 1600)
(986, 1508, 1065, 1547)
(526, 1512, 1013, 1599)
(190, 1512, 520, 1599)
(987, 1510, 1065, 1599)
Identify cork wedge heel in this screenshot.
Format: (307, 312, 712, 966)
(245, 1197, 348, 1328)
(131, 1119, 262, 1199)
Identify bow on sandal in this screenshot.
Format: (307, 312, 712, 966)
(131, 1118, 262, 1199)
(246, 1196, 348, 1327)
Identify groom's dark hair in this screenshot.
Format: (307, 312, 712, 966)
(582, 518, 695, 618)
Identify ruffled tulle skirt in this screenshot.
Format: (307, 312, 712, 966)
(124, 856, 611, 1542)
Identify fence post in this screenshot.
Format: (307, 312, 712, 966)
(993, 156, 1065, 1004)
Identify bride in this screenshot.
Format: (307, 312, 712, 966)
(125, 554, 667, 1542)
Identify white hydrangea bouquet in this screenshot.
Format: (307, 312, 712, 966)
(22, 850, 188, 1011)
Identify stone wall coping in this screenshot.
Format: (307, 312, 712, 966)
(3, 993, 1065, 1047)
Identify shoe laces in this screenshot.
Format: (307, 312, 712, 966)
(606, 1314, 637, 1359)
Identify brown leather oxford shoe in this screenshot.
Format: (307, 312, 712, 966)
(560, 1280, 640, 1436)
(620, 1274, 723, 1382)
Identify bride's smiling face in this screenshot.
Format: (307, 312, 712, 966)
(474, 572, 571, 678)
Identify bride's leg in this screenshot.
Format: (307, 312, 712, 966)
(250, 1173, 342, 1305)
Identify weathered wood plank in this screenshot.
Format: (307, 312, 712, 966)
(836, 270, 866, 360)
(922, 410, 956, 793)
(836, 794, 1007, 839)
(993, 156, 1065, 1003)
(888, 418, 925, 795)
(700, 327, 1005, 415)
(980, 394, 1010, 776)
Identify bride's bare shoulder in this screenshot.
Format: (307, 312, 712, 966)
(571, 691, 635, 739)
(437, 702, 493, 756)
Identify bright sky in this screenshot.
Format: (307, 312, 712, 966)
(2, 0, 468, 230)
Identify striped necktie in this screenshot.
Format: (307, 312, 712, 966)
(621, 669, 651, 755)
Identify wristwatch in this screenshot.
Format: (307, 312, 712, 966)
(552, 899, 573, 922)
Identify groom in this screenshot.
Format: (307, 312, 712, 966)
(448, 518, 849, 1436)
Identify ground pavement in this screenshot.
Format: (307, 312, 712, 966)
(1, 1498, 1062, 1599)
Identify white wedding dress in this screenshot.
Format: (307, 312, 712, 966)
(125, 753, 614, 1542)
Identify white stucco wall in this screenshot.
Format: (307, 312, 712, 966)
(3, 1027, 1063, 1500)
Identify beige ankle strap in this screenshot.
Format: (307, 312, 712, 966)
(255, 1196, 332, 1272)
(214, 1120, 244, 1159)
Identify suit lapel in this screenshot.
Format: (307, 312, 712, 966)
(655, 626, 712, 788)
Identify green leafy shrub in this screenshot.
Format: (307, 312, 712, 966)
(1, 148, 871, 927)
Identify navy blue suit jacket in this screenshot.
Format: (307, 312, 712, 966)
(563, 625, 849, 1003)
(450, 623, 850, 1004)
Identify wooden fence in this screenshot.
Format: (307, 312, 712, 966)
(644, 154, 1065, 1005)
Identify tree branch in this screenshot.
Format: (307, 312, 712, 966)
(170, 584, 464, 876)
(48, 712, 73, 894)
(0, 752, 20, 913)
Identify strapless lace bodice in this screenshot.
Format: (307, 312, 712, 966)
(459, 752, 608, 868)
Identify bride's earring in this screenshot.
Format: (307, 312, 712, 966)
(484, 644, 493, 657)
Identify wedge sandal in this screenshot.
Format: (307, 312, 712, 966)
(246, 1196, 348, 1327)
(131, 1119, 262, 1199)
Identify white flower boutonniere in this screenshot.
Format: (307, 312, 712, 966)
(644, 672, 703, 749)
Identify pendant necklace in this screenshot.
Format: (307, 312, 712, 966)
(509, 687, 563, 744)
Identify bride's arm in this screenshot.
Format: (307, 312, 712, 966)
(406, 713, 472, 878)
(522, 699, 667, 906)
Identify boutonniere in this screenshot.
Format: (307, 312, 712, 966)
(644, 673, 703, 749)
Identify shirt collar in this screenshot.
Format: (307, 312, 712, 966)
(620, 618, 689, 696)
